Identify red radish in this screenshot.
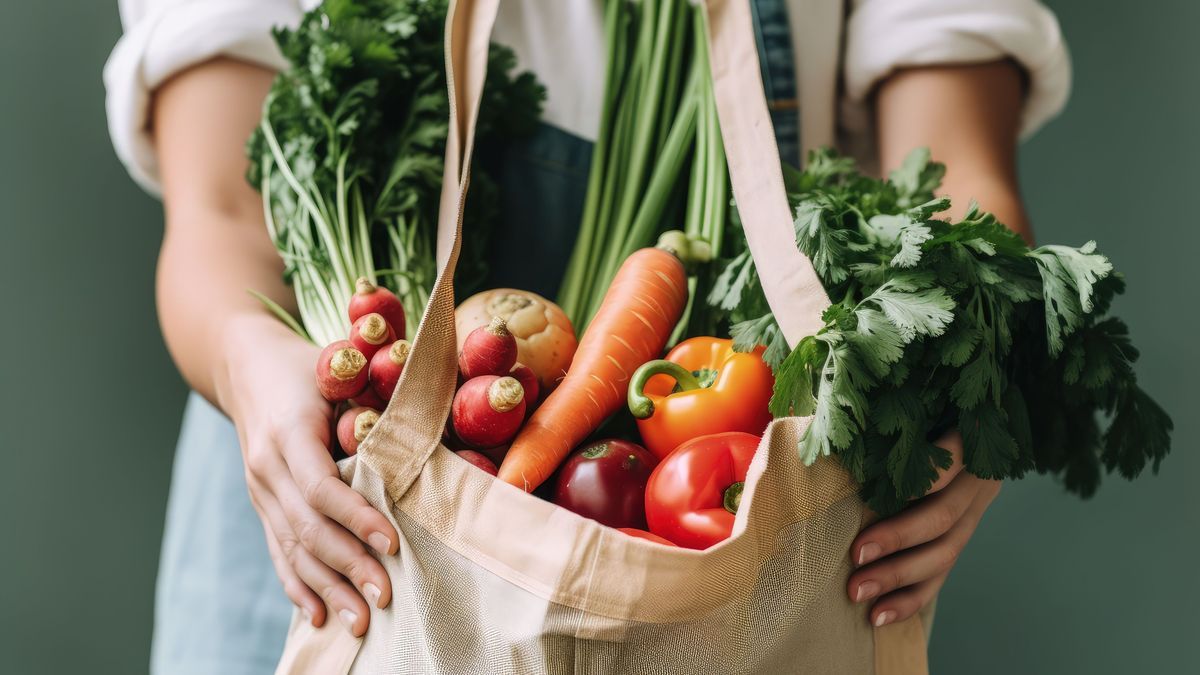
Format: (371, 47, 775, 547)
(316, 341, 369, 402)
(455, 450, 498, 476)
(455, 289, 577, 391)
(349, 312, 395, 359)
(369, 339, 410, 401)
(452, 375, 526, 448)
(458, 317, 518, 380)
(508, 364, 540, 410)
(442, 420, 468, 451)
(478, 444, 510, 466)
(336, 406, 381, 456)
(351, 386, 386, 411)
(349, 277, 407, 340)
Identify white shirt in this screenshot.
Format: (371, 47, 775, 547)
(105, 0, 1071, 195)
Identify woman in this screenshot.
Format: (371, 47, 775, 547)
(106, 1, 1070, 672)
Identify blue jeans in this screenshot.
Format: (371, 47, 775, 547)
(150, 394, 291, 675)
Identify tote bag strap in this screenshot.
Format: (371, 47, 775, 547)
(702, 0, 830, 344)
(360, 0, 830, 493)
(357, 0, 499, 495)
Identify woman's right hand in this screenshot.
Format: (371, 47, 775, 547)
(215, 313, 399, 637)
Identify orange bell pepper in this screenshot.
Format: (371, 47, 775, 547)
(627, 337, 774, 459)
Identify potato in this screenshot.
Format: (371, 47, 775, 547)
(455, 289, 577, 392)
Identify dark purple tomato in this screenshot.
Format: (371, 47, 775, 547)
(552, 439, 658, 528)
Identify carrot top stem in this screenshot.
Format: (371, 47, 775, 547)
(657, 230, 712, 269)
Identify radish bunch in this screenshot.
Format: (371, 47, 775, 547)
(314, 279, 410, 457)
(312, 279, 542, 470)
(446, 318, 542, 475)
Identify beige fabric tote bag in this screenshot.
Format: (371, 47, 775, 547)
(274, 1, 934, 672)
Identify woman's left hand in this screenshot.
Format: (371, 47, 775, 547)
(847, 431, 1001, 627)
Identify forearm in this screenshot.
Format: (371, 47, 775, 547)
(152, 58, 293, 408)
(875, 60, 1032, 243)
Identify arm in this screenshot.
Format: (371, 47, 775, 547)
(152, 58, 397, 636)
(846, 61, 1022, 626)
(154, 58, 293, 402)
(876, 60, 1033, 242)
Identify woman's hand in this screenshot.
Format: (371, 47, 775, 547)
(216, 314, 399, 637)
(151, 60, 397, 637)
(847, 431, 1000, 626)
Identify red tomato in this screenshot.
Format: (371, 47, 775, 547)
(645, 432, 760, 549)
(552, 439, 658, 529)
(618, 528, 677, 546)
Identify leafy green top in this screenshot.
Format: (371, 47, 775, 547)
(247, 0, 543, 343)
(708, 148, 1172, 515)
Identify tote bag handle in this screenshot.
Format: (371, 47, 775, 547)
(356, 0, 495, 493)
(358, 0, 831, 495)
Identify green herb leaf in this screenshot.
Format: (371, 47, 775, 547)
(1028, 242, 1113, 355)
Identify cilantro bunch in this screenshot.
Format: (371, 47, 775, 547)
(247, 0, 543, 344)
(710, 149, 1172, 515)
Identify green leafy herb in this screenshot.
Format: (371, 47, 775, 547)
(709, 148, 1172, 514)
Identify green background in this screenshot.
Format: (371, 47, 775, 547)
(1, 1, 1195, 673)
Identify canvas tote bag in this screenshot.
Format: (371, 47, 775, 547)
(274, 1, 933, 672)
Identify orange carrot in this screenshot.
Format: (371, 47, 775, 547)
(498, 245, 689, 491)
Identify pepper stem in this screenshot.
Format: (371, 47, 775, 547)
(723, 481, 744, 515)
(628, 359, 704, 419)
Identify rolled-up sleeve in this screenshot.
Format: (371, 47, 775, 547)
(843, 0, 1071, 139)
(103, 0, 304, 195)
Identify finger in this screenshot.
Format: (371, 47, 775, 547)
(849, 479, 995, 604)
(260, 509, 326, 627)
(849, 537, 959, 605)
(253, 437, 393, 611)
(271, 471, 393, 611)
(925, 429, 964, 495)
(290, 540, 373, 637)
(280, 426, 399, 557)
(255, 482, 372, 637)
(246, 471, 327, 626)
(852, 470, 980, 567)
(868, 572, 948, 628)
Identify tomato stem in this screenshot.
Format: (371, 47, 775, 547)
(723, 481, 744, 515)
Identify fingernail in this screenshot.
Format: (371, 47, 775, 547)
(855, 581, 880, 602)
(338, 609, 358, 632)
(874, 610, 896, 627)
(857, 542, 881, 566)
(368, 532, 392, 555)
(364, 582, 382, 608)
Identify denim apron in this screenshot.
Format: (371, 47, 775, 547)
(149, 4, 801, 672)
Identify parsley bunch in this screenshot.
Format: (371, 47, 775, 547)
(247, 0, 543, 344)
(710, 149, 1173, 515)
